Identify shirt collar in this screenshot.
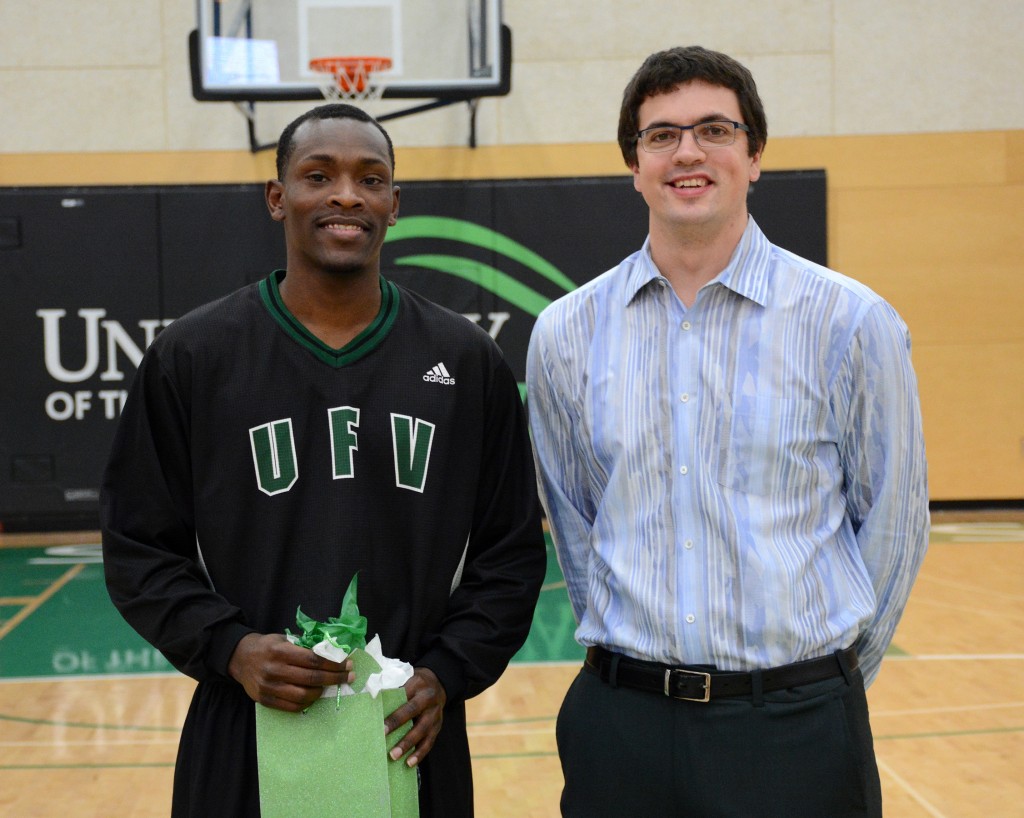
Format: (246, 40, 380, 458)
(625, 217, 773, 307)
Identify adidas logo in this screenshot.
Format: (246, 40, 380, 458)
(423, 362, 455, 385)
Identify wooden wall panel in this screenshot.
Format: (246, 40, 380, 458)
(830, 186, 1024, 346)
(913, 343, 1024, 499)
(1, 130, 1022, 500)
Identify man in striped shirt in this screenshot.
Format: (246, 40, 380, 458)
(527, 46, 929, 817)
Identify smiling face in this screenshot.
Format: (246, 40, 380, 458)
(266, 116, 400, 279)
(631, 80, 761, 245)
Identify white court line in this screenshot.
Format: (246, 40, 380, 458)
(908, 597, 1024, 621)
(886, 654, 1024, 661)
(876, 757, 948, 818)
(873, 701, 1024, 717)
(917, 574, 1024, 602)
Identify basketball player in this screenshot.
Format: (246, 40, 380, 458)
(101, 103, 546, 817)
(527, 47, 929, 816)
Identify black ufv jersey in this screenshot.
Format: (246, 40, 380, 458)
(101, 271, 546, 817)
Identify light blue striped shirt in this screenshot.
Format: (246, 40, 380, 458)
(526, 218, 929, 686)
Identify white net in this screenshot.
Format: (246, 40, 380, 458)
(311, 57, 390, 102)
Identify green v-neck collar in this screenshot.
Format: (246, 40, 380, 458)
(258, 270, 400, 367)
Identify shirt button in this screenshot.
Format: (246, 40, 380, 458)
(680, 393, 690, 403)
(684, 539, 694, 550)
(681, 321, 692, 331)
(685, 614, 696, 624)
(679, 465, 688, 475)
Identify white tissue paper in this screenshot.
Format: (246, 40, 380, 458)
(300, 633, 414, 699)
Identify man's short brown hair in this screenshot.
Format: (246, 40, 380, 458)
(618, 46, 767, 167)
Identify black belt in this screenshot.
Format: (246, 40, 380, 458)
(584, 645, 858, 702)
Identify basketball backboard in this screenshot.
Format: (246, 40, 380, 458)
(190, 0, 509, 103)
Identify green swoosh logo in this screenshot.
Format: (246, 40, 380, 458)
(384, 216, 576, 310)
(394, 254, 550, 317)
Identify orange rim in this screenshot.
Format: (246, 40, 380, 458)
(309, 56, 392, 93)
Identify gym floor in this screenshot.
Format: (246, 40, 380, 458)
(1, 512, 1022, 817)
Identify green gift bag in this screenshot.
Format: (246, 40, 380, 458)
(255, 649, 419, 818)
(255, 576, 419, 817)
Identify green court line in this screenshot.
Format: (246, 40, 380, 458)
(1, 712, 557, 734)
(469, 724, 1024, 763)
(10, 711, 1015, 743)
(0, 713, 179, 732)
(3, 725, 1020, 774)
(0, 762, 174, 771)
(471, 752, 557, 760)
(469, 715, 554, 728)
(465, 718, 1024, 743)
(456, 722, 1024, 763)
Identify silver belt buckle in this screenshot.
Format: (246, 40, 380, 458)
(664, 668, 711, 702)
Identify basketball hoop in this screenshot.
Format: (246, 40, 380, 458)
(309, 56, 392, 102)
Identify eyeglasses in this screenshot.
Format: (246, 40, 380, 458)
(636, 120, 751, 152)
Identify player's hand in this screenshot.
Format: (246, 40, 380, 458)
(384, 666, 447, 767)
(227, 632, 354, 712)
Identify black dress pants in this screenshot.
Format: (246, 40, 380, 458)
(556, 664, 881, 817)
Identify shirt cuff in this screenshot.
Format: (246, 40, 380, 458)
(207, 621, 256, 679)
(415, 647, 467, 705)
